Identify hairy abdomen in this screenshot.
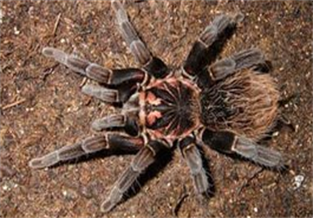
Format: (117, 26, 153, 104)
(200, 69, 279, 141)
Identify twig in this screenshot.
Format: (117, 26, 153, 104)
(237, 168, 264, 195)
(1, 98, 26, 111)
(173, 186, 189, 216)
(52, 13, 62, 36)
(0, 163, 15, 177)
(41, 63, 59, 81)
(79, 77, 88, 87)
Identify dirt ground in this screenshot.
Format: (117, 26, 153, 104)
(0, 0, 312, 217)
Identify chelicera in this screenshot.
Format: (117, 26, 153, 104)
(29, 0, 285, 213)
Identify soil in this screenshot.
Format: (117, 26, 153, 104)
(0, 0, 312, 217)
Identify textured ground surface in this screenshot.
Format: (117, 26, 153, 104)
(0, 0, 312, 217)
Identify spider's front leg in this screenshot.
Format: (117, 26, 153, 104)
(111, 0, 169, 79)
(91, 113, 139, 135)
(200, 128, 286, 170)
(43, 48, 147, 86)
(101, 139, 169, 212)
(29, 133, 145, 169)
(43, 47, 145, 103)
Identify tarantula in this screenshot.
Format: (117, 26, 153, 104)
(29, 0, 285, 213)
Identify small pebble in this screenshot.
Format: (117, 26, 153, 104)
(2, 184, 9, 191)
(2, 182, 17, 191)
(14, 26, 20, 35)
(62, 190, 68, 196)
(0, 8, 3, 24)
(293, 175, 304, 190)
(272, 131, 279, 137)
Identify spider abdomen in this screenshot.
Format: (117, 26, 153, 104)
(139, 77, 201, 141)
(200, 69, 279, 141)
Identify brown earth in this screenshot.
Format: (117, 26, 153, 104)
(0, 0, 312, 217)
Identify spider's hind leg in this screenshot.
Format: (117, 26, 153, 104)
(29, 133, 145, 169)
(201, 128, 286, 170)
(209, 48, 268, 81)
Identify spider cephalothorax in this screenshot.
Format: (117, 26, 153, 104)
(140, 76, 201, 141)
(29, 0, 285, 213)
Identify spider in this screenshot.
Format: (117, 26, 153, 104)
(29, 0, 285, 213)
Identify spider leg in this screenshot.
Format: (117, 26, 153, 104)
(92, 114, 127, 131)
(201, 128, 285, 170)
(82, 82, 138, 103)
(92, 114, 139, 136)
(183, 13, 243, 79)
(101, 139, 168, 213)
(111, 0, 168, 78)
(209, 48, 267, 81)
(179, 136, 210, 195)
(28, 134, 144, 169)
(42, 47, 147, 86)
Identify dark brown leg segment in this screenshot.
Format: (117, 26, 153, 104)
(179, 136, 210, 195)
(201, 128, 285, 169)
(101, 140, 168, 213)
(29, 134, 144, 169)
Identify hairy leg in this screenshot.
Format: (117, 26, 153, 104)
(29, 133, 145, 169)
(201, 128, 285, 170)
(42, 47, 144, 103)
(183, 13, 243, 78)
(111, 0, 168, 78)
(209, 48, 267, 81)
(92, 114, 140, 137)
(42, 47, 147, 86)
(101, 139, 168, 212)
(179, 136, 210, 195)
(81, 82, 138, 103)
